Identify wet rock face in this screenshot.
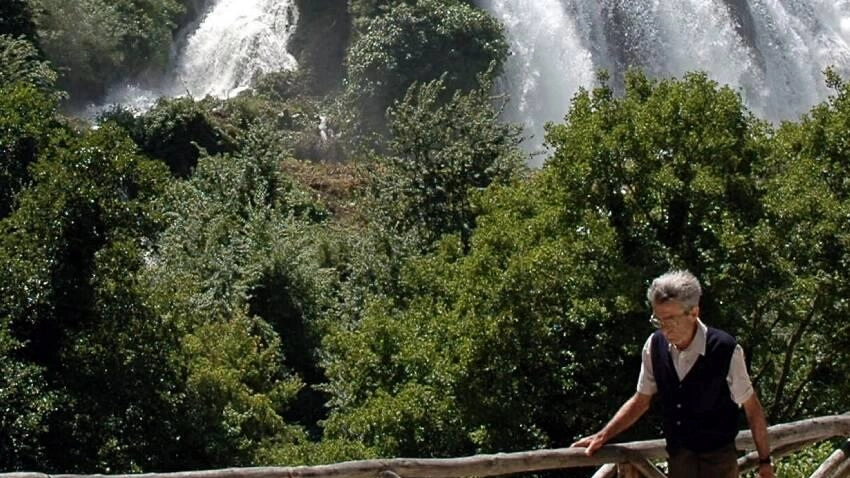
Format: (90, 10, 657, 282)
(291, 0, 351, 95)
(597, 0, 664, 81)
(723, 0, 758, 51)
(177, 0, 209, 29)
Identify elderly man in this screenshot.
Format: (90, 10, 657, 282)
(572, 270, 775, 478)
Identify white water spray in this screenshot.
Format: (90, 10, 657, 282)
(90, 0, 298, 116)
(172, 0, 298, 99)
(477, 0, 595, 158)
(476, 0, 850, 160)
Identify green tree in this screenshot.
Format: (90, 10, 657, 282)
(0, 322, 54, 470)
(140, 129, 335, 466)
(318, 75, 528, 451)
(177, 314, 306, 466)
(372, 73, 524, 249)
(33, 0, 183, 101)
(347, 0, 411, 33)
(0, 124, 175, 471)
(0, 82, 59, 218)
(0, 35, 57, 91)
(341, 0, 508, 139)
(323, 70, 773, 462)
(0, 0, 37, 40)
(0, 35, 61, 218)
(750, 69, 850, 422)
(102, 97, 237, 178)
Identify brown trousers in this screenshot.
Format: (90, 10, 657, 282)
(667, 443, 739, 478)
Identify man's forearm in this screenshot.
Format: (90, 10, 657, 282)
(744, 395, 771, 459)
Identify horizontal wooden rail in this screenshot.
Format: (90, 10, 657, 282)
(3, 415, 849, 478)
(738, 437, 819, 474)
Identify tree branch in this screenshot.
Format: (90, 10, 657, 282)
(770, 301, 817, 420)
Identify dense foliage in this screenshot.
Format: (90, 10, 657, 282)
(101, 97, 238, 178)
(0, 34, 61, 218)
(0, 0, 38, 40)
(0, 35, 62, 217)
(2, 2, 850, 477)
(322, 71, 772, 460)
(31, 0, 187, 101)
(371, 72, 524, 249)
(0, 34, 57, 92)
(341, 0, 508, 140)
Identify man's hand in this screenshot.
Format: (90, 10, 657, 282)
(571, 393, 651, 456)
(571, 431, 608, 456)
(742, 394, 774, 478)
(758, 462, 775, 478)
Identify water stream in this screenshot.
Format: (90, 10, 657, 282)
(476, 0, 850, 159)
(89, 0, 298, 116)
(93, 0, 850, 166)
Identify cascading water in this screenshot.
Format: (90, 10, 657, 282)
(475, 0, 850, 161)
(480, 0, 597, 162)
(172, 0, 298, 98)
(91, 0, 298, 114)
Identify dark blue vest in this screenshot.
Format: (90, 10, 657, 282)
(650, 327, 740, 453)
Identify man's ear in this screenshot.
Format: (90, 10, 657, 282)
(691, 305, 700, 318)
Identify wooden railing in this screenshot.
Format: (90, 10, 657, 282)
(3, 414, 849, 478)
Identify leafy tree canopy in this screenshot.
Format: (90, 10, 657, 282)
(0, 81, 59, 219)
(138, 126, 337, 466)
(342, 0, 508, 139)
(2, 0, 850, 470)
(0, 322, 54, 470)
(0, 0, 38, 40)
(0, 35, 56, 92)
(33, 0, 184, 101)
(368, 72, 525, 250)
(0, 123, 174, 471)
(101, 97, 237, 178)
(750, 68, 850, 421)
(323, 70, 775, 461)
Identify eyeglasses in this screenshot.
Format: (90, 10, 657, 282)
(649, 310, 691, 329)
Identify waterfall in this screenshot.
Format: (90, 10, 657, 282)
(476, 0, 850, 159)
(171, 0, 298, 98)
(478, 0, 596, 161)
(91, 0, 298, 115)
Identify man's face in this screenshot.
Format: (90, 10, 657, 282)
(651, 300, 699, 347)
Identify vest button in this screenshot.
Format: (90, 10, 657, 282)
(677, 403, 682, 409)
(676, 421, 681, 426)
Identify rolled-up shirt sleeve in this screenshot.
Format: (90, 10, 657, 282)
(728, 344, 754, 404)
(637, 335, 657, 396)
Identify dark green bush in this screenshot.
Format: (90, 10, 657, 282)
(0, 81, 59, 218)
(34, 0, 184, 102)
(0, 35, 58, 92)
(101, 97, 236, 178)
(0, 0, 38, 41)
(342, 0, 508, 139)
(370, 72, 524, 249)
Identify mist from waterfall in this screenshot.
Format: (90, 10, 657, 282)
(476, 0, 850, 161)
(91, 0, 298, 115)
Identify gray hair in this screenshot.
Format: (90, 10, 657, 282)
(646, 270, 702, 310)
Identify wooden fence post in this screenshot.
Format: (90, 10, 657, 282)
(591, 463, 617, 478)
(627, 458, 666, 478)
(617, 463, 640, 478)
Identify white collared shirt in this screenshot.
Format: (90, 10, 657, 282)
(636, 319, 754, 405)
